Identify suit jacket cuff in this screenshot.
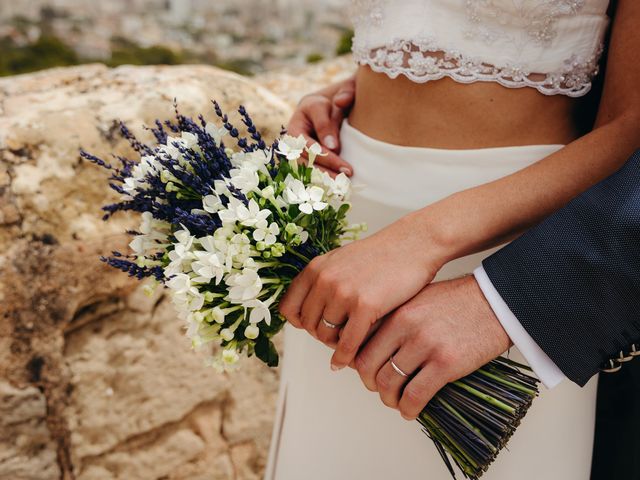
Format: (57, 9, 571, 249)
(473, 266, 566, 389)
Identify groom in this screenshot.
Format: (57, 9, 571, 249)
(290, 84, 640, 478)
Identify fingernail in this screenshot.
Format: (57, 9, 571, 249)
(330, 363, 341, 371)
(335, 91, 352, 102)
(323, 135, 337, 150)
(338, 166, 352, 176)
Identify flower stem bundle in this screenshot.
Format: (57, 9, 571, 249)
(421, 357, 539, 478)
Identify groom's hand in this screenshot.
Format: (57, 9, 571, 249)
(354, 276, 513, 420)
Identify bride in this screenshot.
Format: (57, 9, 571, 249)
(265, 1, 639, 479)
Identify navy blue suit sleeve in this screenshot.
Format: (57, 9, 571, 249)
(483, 150, 640, 386)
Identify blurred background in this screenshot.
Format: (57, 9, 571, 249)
(0, 0, 354, 77)
(0, 2, 354, 480)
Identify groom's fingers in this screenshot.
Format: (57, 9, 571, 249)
(397, 363, 447, 420)
(354, 318, 402, 391)
(375, 344, 424, 409)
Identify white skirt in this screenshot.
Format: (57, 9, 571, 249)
(264, 120, 598, 480)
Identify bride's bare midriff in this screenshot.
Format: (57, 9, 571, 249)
(347, 66, 582, 149)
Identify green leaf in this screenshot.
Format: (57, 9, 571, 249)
(255, 335, 279, 367)
(337, 203, 350, 217)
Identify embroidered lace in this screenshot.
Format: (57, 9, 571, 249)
(349, 0, 610, 97)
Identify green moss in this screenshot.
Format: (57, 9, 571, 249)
(306, 52, 325, 64)
(335, 29, 354, 56)
(0, 35, 78, 76)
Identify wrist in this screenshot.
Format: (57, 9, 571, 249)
(464, 275, 513, 353)
(406, 202, 463, 270)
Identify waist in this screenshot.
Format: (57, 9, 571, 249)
(339, 118, 563, 224)
(348, 66, 585, 149)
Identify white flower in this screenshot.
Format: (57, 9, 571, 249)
(129, 213, 170, 256)
(244, 324, 260, 339)
(283, 177, 328, 214)
(122, 155, 160, 195)
(261, 185, 275, 199)
(165, 228, 196, 274)
(220, 328, 235, 341)
(213, 179, 231, 196)
(227, 233, 252, 267)
(226, 268, 263, 303)
(245, 149, 271, 168)
(192, 251, 225, 284)
(167, 273, 204, 312)
(330, 172, 351, 199)
(252, 220, 280, 245)
(167, 272, 197, 296)
(221, 348, 240, 365)
(185, 312, 202, 340)
(202, 194, 224, 213)
(206, 123, 228, 145)
(276, 134, 307, 160)
(305, 142, 327, 166)
(243, 298, 273, 326)
(180, 131, 199, 150)
(229, 166, 260, 194)
(220, 198, 271, 227)
(311, 169, 351, 201)
(210, 306, 226, 324)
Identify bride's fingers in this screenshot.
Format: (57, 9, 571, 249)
(354, 319, 403, 391)
(375, 344, 425, 410)
(299, 283, 326, 338)
(316, 300, 348, 346)
(330, 307, 375, 370)
(279, 262, 317, 328)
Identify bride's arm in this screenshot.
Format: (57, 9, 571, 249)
(422, 0, 640, 263)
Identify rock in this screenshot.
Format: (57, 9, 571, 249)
(78, 429, 205, 480)
(0, 60, 354, 479)
(0, 380, 60, 480)
(256, 55, 355, 108)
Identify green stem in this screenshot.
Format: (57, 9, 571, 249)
(285, 247, 312, 264)
(452, 381, 516, 414)
(477, 369, 536, 396)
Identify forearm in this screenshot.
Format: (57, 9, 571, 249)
(416, 113, 640, 265)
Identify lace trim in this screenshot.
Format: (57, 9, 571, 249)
(352, 38, 603, 97)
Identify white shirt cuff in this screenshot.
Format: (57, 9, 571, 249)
(473, 266, 566, 389)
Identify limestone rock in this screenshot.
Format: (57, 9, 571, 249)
(0, 380, 60, 480)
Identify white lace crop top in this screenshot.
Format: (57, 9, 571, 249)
(349, 0, 610, 97)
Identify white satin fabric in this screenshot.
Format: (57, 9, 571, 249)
(264, 120, 598, 480)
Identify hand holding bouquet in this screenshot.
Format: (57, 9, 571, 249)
(85, 102, 539, 479)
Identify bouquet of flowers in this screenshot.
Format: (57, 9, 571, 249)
(84, 101, 539, 479)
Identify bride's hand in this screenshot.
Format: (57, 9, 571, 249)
(278, 212, 450, 370)
(288, 76, 356, 177)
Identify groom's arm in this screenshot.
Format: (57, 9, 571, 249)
(477, 149, 640, 387)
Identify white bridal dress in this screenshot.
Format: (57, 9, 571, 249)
(264, 120, 599, 480)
